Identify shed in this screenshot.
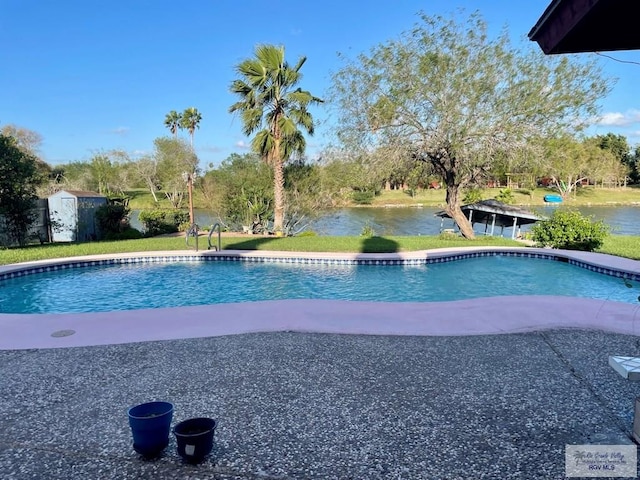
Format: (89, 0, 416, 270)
(435, 199, 545, 239)
(48, 190, 107, 242)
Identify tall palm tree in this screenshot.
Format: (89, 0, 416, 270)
(229, 44, 322, 234)
(164, 110, 182, 138)
(180, 107, 202, 148)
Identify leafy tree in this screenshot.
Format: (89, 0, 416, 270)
(89, 152, 115, 195)
(229, 44, 323, 234)
(1, 124, 52, 192)
(55, 161, 93, 191)
(153, 137, 199, 208)
(133, 154, 160, 202)
(164, 110, 182, 138)
(283, 158, 332, 234)
(541, 136, 618, 197)
(596, 133, 636, 184)
(531, 209, 609, 251)
(1, 124, 43, 157)
(330, 11, 611, 238)
(180, 107, 202, 147)
(631, 146, 640, 184)
(201, 153, 273, 231)
(0, 134, 43, 246)
(318, 150, 385, 205)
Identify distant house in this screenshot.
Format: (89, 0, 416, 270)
(48, 190, 107, 242)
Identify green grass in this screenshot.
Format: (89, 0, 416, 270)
(2, 234, 639, 266)
(367, 186, 640, 207)
(125, 186, 640, 210)
(597, 235, 640, 260)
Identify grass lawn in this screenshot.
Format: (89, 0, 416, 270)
(366, 186, 640, 207)
(125, 186, 640, 211)
(1, 234, 639, 266)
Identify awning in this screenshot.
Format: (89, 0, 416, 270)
(528, 0, 640, 54)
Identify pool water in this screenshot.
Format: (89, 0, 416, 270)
(1, 256, 639, 314)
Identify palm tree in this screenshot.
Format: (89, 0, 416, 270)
(164, 110, 182, 138)
(180, 107, 202, 148)
(229, 44, 322, 234)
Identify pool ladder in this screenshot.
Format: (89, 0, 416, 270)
(185, 223, 199, 251)
(208, 223, 222, 251)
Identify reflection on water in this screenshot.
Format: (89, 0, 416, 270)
(130, 205, 640, 237)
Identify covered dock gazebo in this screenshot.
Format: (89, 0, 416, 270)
(435, 199, 545, 239)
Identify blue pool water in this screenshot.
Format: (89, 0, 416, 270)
(1, 256, 639, 314)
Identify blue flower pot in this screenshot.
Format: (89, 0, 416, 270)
(127, 401, 174, 458)
(173, 417, 217, 463)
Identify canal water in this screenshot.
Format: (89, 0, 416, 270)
(131, 205, 640, 236)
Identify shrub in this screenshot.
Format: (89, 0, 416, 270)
(352, 190, 375, 205)
(495, 188, 515, 204)
(138, 209, 189, 237)
(531, 209, 609, 251)
(95, 203, 130, 238)
(360, 222, 376, 238)
(462, 188, 482, 204)
(103, 227, 143, 241)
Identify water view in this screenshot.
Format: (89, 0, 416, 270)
(132, 205, 640, 237)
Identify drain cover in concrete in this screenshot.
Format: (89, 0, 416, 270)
(51, 329, 76, 338)
(609, 356, 640, 381)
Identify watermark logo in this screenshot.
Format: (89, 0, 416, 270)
(566, 444, 637, 478)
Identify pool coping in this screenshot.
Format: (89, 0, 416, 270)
(2, 246, 640, 350)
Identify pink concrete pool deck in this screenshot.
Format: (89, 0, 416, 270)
(2, 246, 640, 350)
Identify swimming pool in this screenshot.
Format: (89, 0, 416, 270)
(1, 252, 639, 314)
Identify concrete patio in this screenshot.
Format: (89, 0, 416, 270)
(2, 326, 640, 479)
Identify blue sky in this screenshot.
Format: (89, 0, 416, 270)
(1, 0, 639, 169)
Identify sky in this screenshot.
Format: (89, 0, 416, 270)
(1, 0, 639, 169)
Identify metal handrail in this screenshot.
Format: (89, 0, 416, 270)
(208, 223, 221, 251)
(185, 223, 199, 251)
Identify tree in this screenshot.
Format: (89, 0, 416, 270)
(133, 154, 160, 202)
(541, 136, 618, 197)
(164, 110, 182, 138)
(203, 153, 274, 231)
(229, 44, 323, 234)
(154, 137, 199, 208)
(631, 146, 640, 184)
(1, 124, 43, 157)
(330, 11, 611, 238)
(89, 152, 115, 195)
(0, 134, 43, 246)
(180, 107, 202, 147)
(1, 124, 52, 190)
(595, 133, 636, 184)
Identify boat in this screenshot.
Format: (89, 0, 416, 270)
(544, 194, 563, 203)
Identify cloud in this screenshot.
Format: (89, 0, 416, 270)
(200, 145, 224, 153)
(235, 140, 250, 149)
(109, 126, 129, 135)
(594, 110, 640, 127)
(132, 149, 149, 158)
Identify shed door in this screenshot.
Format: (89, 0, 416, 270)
(58, 197, 77, 242)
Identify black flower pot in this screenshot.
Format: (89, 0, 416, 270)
(173, 417, 217, 463)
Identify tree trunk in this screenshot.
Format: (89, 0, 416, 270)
(272, 135, 285, 234)
(444, 183, 475, 239)
(273, 158, 285, 233)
